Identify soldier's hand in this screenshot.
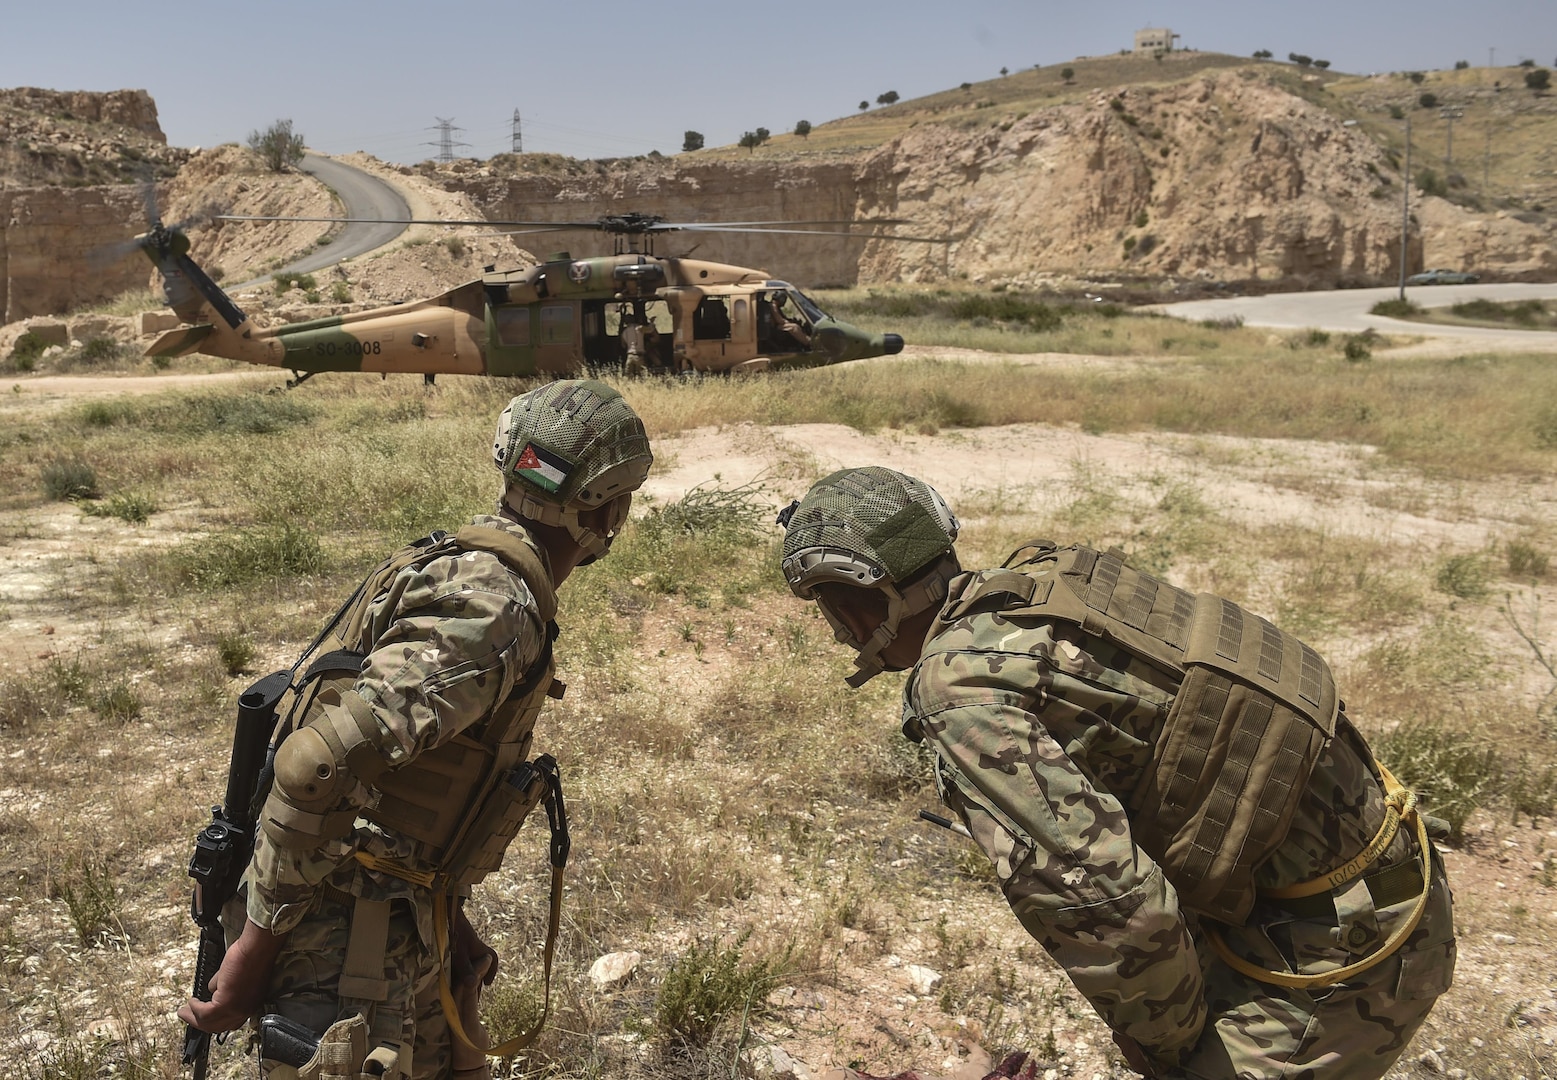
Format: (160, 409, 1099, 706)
(178, 918, 287, 1033)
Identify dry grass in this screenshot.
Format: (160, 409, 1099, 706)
(1, 368, 1554, 1079)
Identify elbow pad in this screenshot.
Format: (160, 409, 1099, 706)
(261, 690, 392, 850)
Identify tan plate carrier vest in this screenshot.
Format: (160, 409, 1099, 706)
(272, 524, 563, 892)
(942, 541, 1339, 926)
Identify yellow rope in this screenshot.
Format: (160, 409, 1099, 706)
(1206, 760, 1433, 990)
(352, 850, 563, 1059)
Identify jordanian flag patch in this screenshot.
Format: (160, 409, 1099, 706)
(513, 443, 572, 493)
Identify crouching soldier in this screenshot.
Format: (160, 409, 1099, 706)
(776, 467, 1454, 1080)
(180, 380, 653, 1078)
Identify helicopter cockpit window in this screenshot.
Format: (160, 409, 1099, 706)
(692, 297, 732, 340)
(790, 289, 828, 324)
(493, 306, 531, 347)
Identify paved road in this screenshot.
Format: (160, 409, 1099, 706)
(1158, 281, 1557, 349)
(230, 152, 410, 290)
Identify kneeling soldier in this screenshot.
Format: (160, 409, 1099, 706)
(180, 380, 652, 1079)
(777, 467, 1454, 1080)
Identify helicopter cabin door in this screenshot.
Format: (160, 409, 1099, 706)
(484, 303, 537, 377)
(536, 302, 581, 374)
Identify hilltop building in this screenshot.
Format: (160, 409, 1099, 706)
(1134, 27, 1180, 54)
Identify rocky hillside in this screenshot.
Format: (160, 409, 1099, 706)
(0, 87, 185, 188)
(443, 65, 1554, 289)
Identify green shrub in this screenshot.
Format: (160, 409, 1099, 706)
(331, 281, 352, 304)
(1370, 298, 1422, 318)
(272, 271, 318, 295)
(1506, 541, 1549, 579)
(174, 523, 327, 590)
(655, 933, 778, 1045)
(1342, 334, 1373, 361)
(7, 331, 49, 371)
(444, 235, 466, 259)
(92, 682, 143, 721)
(81, 491, 157, 524)
(52, 854, 122, 947)
(1435, 552, 1491, 598)
(41, 457, 100, 501)
(1376, 720, 1500, 843)
(215, 631, 255, 676)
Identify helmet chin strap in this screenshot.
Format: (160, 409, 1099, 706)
(839, 561, 956, 688)
(845, 587, 907, 688)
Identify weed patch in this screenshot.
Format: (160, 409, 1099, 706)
(40, 457, 100, 501)
(656, 933, 781, 1046)
(169, 523, 326, 590)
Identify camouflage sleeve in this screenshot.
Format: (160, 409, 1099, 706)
(909, 641, 1207, 1058)
(246, 549, 546, 933)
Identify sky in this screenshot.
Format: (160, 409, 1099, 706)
(5, 0, 1555, 163)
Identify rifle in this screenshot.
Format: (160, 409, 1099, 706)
(182, 669, 291, 1080)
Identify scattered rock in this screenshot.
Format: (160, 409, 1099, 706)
(1418, 1049, 1446, 1073)
(587, 950, 642, 988)
(1491, 933, 1517, 945)
(741, 1044, 813, 1080)
(906, 964, 943, 996)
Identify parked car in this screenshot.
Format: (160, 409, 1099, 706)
(1407, 268, 1481, 285)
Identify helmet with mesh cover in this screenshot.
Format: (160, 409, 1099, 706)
(493, 379, 653, 558)
(778, 467, 960, 686)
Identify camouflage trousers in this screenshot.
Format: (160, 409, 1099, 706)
(1159, 846, 1455, 1080)
(258, 892, 462, 1080)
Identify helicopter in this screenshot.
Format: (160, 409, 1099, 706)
(137, 211, 933, 385)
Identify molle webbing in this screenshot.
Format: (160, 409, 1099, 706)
(964, 543, 1338, 925)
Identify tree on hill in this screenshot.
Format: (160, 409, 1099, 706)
(1314, 59, 1331, 69)
(793, 120, 811, 139)
(876, 90, 899, 105)
(1408, 71, 1426, 84)
(858, 100, 869, 111)
(1519, 59, 1536, 68)
(1289, 52, 1313, 67)
(999, 66, 1009, 77)
(1527, 68, 1552, 91)
(960, 82, 973, 91)
(681, 130, 704, 152)
(738, 131, 762, 152)
(1252, 50, 1273, 60)
(1455, 60, 1470, 70)
(248, 119, 305, 172)
(1419, 91, 1439, 108)
(1061, 66, 1075, 83)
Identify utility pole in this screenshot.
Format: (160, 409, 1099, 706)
(1399, 112, 1411, 301)
(511, 109, 523, 154)
(1440, 106, 1464, 169)
(425, 117, 469, 164)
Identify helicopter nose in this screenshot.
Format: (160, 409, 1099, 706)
(882, 334, 904, 355)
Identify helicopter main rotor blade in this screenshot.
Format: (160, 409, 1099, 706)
(671, 225, 948, 243)
(680, 218, 915, 228)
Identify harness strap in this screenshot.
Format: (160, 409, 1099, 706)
(353, 761, 570, 1059)
(337, 896, 393, 1002)
(1205, 759, 1433, 990)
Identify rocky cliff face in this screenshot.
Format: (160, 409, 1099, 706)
(451, 69, 1553, 288)
(1, 186, 150, 322)
(1, 88, 195, 322)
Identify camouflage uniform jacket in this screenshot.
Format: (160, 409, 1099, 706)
(245, 513, 551, 945)
(903, 569, 1454, 1075)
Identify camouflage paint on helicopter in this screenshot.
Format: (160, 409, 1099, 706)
(139, 236, 905, 384)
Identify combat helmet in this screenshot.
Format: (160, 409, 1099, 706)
(778, 467, 960, 686)
(493, 379, 653, 558)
